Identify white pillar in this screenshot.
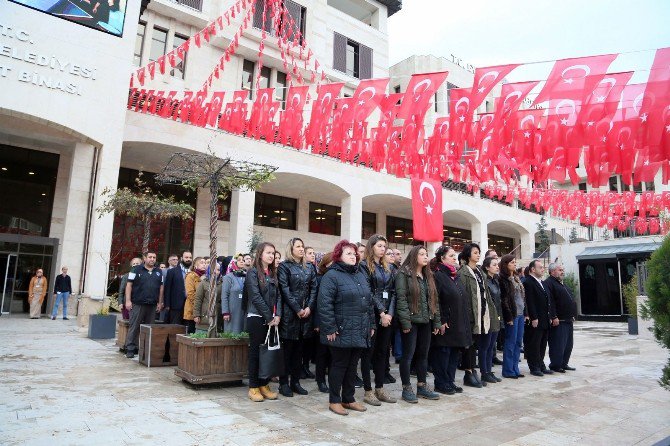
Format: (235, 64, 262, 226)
(472, 220, 488, 257)
(140, 12, 155, 67)
(193, 188, 210, 257)
(520, 231, 534, 259)
(341, 193, 363, 242)
(229, 189, 256, 254)
(377, 211, 387, 238)
(427, 241, 442, 257)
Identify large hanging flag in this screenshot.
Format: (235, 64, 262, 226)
(411, 177, 443, 242)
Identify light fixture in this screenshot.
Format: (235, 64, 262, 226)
(274, 210, 281, 213)
(41, 193, 46, 196)
(395, 229, 402, 233)
(336, 212, 341, 216)
(1, 167, 6, 171)
(28, 171, 35, 175)
(314, 208, 324, 212)
(280, 217, 287, 221)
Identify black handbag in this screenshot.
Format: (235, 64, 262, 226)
(259, 325, 284, 380)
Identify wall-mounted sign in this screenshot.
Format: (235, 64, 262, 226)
(9, 0, 128, 37)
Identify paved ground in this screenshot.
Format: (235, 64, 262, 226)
(1, 316, 669, 446)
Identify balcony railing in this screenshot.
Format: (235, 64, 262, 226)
(167, 0, 203, 12)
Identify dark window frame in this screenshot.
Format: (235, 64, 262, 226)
(309, 202, 341, 236)
(254, 192, 297, 230)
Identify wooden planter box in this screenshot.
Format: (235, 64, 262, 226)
(174, 334, 248, 385)
(116, 319, 130, 350)
(87, 314, 117, 339)
(139, 324, 186, 367)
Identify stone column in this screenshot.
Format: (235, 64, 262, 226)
(472, 220, 488, 256)
(520, 231, 534, 259)
(140, 12, 155, 67)
(341, 193, 362, 242)
(229, 189, 256, 254)
(192, 187, 210, 257)
(376, 211, 387, 237)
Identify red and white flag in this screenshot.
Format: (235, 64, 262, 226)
(411, 177, 443, 242)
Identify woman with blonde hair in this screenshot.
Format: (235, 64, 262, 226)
(277, 237, 317, 397)
(184, 257, 206, 334)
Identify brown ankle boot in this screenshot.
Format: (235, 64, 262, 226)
(329, 403, 348, 416)
(342, 401, 367, 412)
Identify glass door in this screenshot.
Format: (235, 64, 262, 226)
(0, 253, 18, 315)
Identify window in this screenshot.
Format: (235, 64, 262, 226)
(487, 234, 514, 256)
(149, 27, 167, 63)
(578, 182, 587, 192)
(275, 71, 287, 109)
(133, 22, 146, 66)
(633, 182, 643, 193)
(259, 66, 271, 89)
(309, 202, 341, 236)
(609, 176, 619, 192)
(362, 212, 377, 240)
(434, 92, 438, 113)
(254, 192, 297, 229)
(242, 59, 255, 98)
(386, 216, 416, 246)
(171, 33, 188, 79)
(253, 0, 306, 44)
(333, 32, 372, 80)
(644, 181, 655, 191)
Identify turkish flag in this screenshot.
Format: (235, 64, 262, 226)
(220, 90, 249, 134)
(470, 63, 520, 110)
(147, 61, 156, 80)
(411, 177, 443, 242)
(397, 71, 449, 120)
(204, 91, 226, 127)
(306, 82, 343, 151)
(639, 48, 670, 156)
(533, 53, 618, 105)
(348, 78, 390, 123)
(448, 87, 472, 157)
(136, 67, 146, 86)
(279, 85, 309, 147)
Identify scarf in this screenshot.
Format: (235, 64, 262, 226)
(443, 263, 457, 280)
(194, 268, 206, 277)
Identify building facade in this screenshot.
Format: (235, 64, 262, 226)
(1, 0, 578, 317)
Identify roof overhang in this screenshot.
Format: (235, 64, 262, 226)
(576, 242, 661, 261)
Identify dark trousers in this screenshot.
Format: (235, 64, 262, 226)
(525, 325, 549, 372)
(302, 336, 317, 367)
(185, 320, 196, 334)
(328, 346, 362, 404)
(548, 320, 573, 369)
(279, 338, 303, 386)
(361, 333, 375, 391)
(247, 316, 269, 388)
(315, 340, 330, 383)
(400, 323, 431, 386)
(125, 304, 156, 353)
(478, 330, 498, 375)
(429, 345, 460, 389)
(168, 308, 184, 325)
(372, 325, 393, 388)
(496, 329, 505, 352)
(460, 341, 477, 370)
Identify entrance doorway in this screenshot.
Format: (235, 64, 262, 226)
(0, 235, 59, 315)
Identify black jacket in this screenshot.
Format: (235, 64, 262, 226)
(432, 264, 473, 348)
(164, 266, 187, 310)
(54, 274, 72, 293)
(244, 267, 281, 324)
(524, 276, 555, 329)
(277, 260, 318, 340)
(544, 276, 577, 321)
(500, 275, 525, 323)
(317, 262, 375, 349)
(359, 260, 396, 317)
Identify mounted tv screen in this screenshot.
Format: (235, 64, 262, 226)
(9, 0, 128, 37)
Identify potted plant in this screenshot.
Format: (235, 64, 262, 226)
(622, 274, 639, 335)
(88, 307, 117, 339)
(174, 332, 249, 384)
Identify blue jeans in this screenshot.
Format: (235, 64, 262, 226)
(52, 292, 69, 318)
(477, 330, 497, 375)
(503, 315, 525, 377)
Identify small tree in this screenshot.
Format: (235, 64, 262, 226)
(563, 272, 579, 300)
(643, 234, 670, 390)
(248, 227, 264, 254)
(157, 151, 276, 338)
(569, 227, 579, 243)
(97, 174, 194, 254)
(602, 228, 611, 240)
(536, 216, 551, 253)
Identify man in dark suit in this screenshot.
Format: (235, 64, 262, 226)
(163, 251, 192, 325)
(545, 263, 577, 373)
(523, 260, 556, 376)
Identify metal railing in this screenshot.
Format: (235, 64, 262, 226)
(167, 0, 203, 12)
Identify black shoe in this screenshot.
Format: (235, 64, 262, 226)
(353, 375, 364, 388)
(125, 350, 136, 359)
(563, 365, 576, 371)
(384, 372, 396, 384)
(119, 346, 127, 353)
(541, 368, 554, 375)
(550, 367, 566, 373)
(291, 383, 308, 395)
(317, 381, 329, 393)
(530, 370, 544, 377)
(502, 374, 518, 379)
(492, 357, 503, 366)
(63, 317, 69, 320)
(464, 371, 482, 388)
(516, 374, 525, 378)
(452, 384, 463, 393)
(302, 364, 315, 380)
(279, 384, 294, 397)
(435, 386, 455, 395)
(490, 372, 502, 382)
(482, 372, 497, 384)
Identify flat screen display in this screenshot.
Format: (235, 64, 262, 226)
(9, 0, 128, 37)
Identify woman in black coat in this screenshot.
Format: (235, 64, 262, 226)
(429, 245, 472, 394)
(277, 238, 318, 397)
(245, 242, 281, 402)
(359, 234, 397, 405)
(317, 240, 375, 416)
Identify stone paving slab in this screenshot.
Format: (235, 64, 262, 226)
(1, 316, 669, 446)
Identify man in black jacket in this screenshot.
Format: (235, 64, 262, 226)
(545, 263, 577, 373)
(52, 266, 72, 320)
(523, 260, 556, 376)
(163, 251, 192, 325)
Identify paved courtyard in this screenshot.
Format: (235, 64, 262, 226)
(1, 316, 669, 446)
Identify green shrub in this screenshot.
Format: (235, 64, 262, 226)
(622, 274, 639, 318)
(188, 331, 249, 340)
(563, 272, 579, 300)
(644, 234, 670, 390)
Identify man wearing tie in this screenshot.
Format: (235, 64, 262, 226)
(523, 260, 556, 377)
(545, 263, 577, 373)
